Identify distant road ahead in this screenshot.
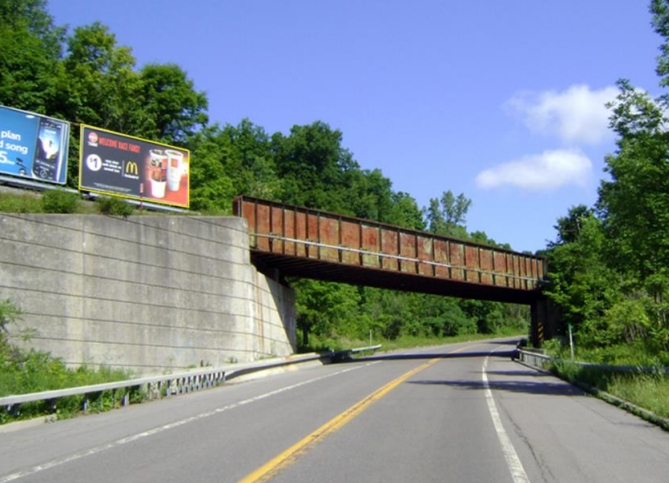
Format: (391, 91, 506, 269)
(2, 339, 669, 483)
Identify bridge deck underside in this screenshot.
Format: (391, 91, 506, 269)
(235, 196, 545, 305)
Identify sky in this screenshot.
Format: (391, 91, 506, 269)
(46, 0, 662, 253)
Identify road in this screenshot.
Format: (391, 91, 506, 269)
(2, 339, 669, 482)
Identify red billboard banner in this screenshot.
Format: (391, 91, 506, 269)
(79, 125, 190, 209)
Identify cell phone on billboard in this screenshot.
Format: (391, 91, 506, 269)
(33, 117, 63, 181)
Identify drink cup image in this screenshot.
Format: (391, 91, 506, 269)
(149, 149, 167, 198)
(165, 149, 184, 191)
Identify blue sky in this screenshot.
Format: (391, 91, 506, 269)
(47, 0, 661, 253)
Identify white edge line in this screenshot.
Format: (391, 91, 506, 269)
(0, 363, 374, 483)
(483, 353, 531, 483)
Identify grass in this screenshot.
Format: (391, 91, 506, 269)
(543, 344, 669, 425)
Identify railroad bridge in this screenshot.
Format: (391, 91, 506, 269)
(234, 196, 555, 345)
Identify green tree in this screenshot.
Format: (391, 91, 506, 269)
(652, 0, 669, 87)
(544, 208, 620, 340)
(598, 80, 669, 301)
(187, 126, 236, 213)
(425, 191, 471, 238)
(272, 121, 357, 212)
(219, 119, 280, 199)
(61, 22, 141, 131)
(0, 0, 66, 112)
(292, 279, 360, 347)
(135, 63, 208, 144)
(551, 204, 594, 246)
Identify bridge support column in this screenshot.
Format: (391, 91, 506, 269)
(530, 298, 559, 348)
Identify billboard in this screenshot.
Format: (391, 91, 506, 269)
(0, 105, 70, 184)
(79, 125, 190, 209)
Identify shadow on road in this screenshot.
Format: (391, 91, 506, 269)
(352, 350, 516, 362)
(408, 370, 584, 397)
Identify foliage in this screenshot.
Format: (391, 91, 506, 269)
(0, 299, 22, 350)
(0, 192, 44, 213)
(543, 209, 620, 336)
(135, 63, 208, 144)
(425, 190, 471, 239)
(41, 189, 80, 213)
(0, 0, 65, 113)
(96, 196, 134, 217)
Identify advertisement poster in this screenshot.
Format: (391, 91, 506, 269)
(0, 105, 70, 185)
(79, 125, 190, 209)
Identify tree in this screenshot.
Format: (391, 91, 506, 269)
(425, 190, 471, 238)
(597, 80, 669, 299)
(135, 63, 208, 144)
(543, 209, 620, 337)
(186, 126, 236, 213)
(551, 204, 594, 246)
(292, 279, 361, 348)
(652, 0, 669, 87)
(0, 0, 66, 112)
(61, 22, 141, 130)
(218, 119, 280, 199)
(272, 121, 357, 212)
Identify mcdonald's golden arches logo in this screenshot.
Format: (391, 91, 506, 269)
(125, 161, 139, 175)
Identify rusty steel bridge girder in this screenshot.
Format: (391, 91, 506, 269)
(233, 196, 546, 305)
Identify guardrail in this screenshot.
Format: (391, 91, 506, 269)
(516, 349, 553, 369)
(516, 349, 669, 374)
(0, 353, 322, 416)
(0, 345, 383, 422)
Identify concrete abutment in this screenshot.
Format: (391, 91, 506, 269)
(0, 214, 296, 375)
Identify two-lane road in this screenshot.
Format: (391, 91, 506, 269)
(2, 339, 669, 482)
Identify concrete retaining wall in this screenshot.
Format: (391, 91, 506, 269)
(0, 213, 296, 375)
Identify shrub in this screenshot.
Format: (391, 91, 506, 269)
(96, 196, 134, 217)
(41, 189, 80, 213)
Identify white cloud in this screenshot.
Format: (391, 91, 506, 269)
(475, 149, 592, 191)
(506, 84, 618, 145)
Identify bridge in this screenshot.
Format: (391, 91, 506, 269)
(233, 196, 555, 345)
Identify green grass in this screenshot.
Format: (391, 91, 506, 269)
(0, 192, 44, 213)
(545, 347, 669, 424)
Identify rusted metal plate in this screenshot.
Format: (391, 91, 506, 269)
(380, 228, 398, 271)
(399, 232, 417, 274)
(233, 196, 546, 301)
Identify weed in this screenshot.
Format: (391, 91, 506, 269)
(41, 189, 80, 213)
(96, 196, 135, 217)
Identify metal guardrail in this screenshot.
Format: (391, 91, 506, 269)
(0, 345, 382, 419)
(516, 349, 669, 374)
(0, 353, 322, 413)
(516, 349, 553, 369)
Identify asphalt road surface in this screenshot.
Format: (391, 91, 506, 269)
(2, 338, 669, 483)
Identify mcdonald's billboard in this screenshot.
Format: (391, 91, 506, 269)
(79, 126, 190, 208)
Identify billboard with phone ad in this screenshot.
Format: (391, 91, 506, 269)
(79, 125, 190, 209)
(0, 105, 70, 185)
